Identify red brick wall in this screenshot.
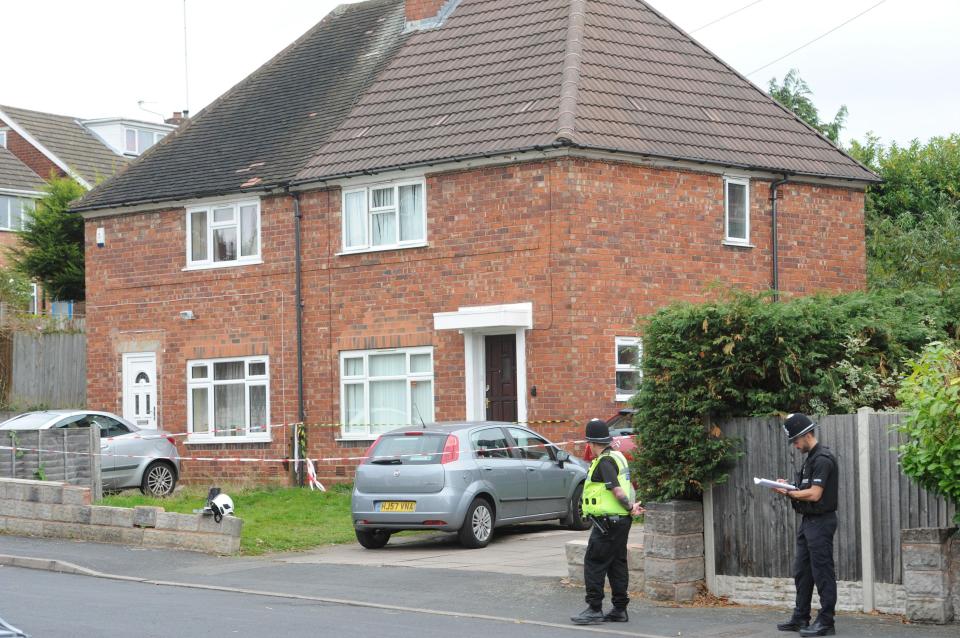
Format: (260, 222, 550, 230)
(84, 157, 866, 485)
(5, 129, 63, 182)
(0, 231, 20, 269)
(406, 0, 448, 21)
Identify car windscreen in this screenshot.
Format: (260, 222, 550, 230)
(0, 412, 55, 430)
(368, 434, 448, 465)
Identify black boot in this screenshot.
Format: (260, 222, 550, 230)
(570, 606, 604, 625)
(799, 618, 835, 637)
(777, 617, 810, 632)
(603, 607, 628, 622)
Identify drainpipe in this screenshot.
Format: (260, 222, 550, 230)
(292, 191, 306, 486)
(770, 175, 790, 301)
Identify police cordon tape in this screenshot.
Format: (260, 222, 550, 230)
(107, 419, 577, 441)
(0, 435, 619, 466)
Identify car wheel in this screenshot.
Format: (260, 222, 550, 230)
(141, 461, 177, 497)
(355, 528, 391, 549)
(458, 497, 494, 548)
(563, 482, 591, 530)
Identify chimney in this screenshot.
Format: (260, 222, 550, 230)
(165, 111, 188, 127)
(405, 0, 450, 23)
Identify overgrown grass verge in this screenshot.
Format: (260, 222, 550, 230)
(99, 483, 356, 555)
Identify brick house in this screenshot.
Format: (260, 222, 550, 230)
(0, 104, 176, 313)
(73, 0, 878, 485)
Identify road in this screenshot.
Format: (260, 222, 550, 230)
(0, 568, 593, 638)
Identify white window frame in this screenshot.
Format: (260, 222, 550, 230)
(186, 355, 270, 443)
(723, 176, 751, 245)
(123, 126, 166, 155)
(340, 178, 427, 254)
(615, 336, 642, 402)
(185, 198, 262, 270)
(339, 346, 434, 440)
(0, 194, 33, 232)
(0, 129, 7, 148)
(28, 283, 38, 315)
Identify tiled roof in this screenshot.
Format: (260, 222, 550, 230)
(75, 0, 877, 213)
(0, 105, 130, 185)
(299, 0, 877, 182)
(0, 146, 45, 193)
(73, 0, 409, 212)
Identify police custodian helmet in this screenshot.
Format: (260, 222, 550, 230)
(783, 413, 816, 441)
(585, 418, 612, 443)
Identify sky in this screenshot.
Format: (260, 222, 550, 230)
(0, 0, 957, 148)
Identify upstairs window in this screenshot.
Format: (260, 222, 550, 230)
(124, 127, 167, 155)
(724, 177, 750, 244)
(186, 199, 261, 269)
(615, 337, 642, 402)
(0, 195, 33, 231)
(0, 129, 7, 148)
(342, 179, 426, 252)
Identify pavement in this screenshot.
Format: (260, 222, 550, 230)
(1, 525, 957, 638)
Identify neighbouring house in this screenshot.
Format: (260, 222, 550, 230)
(72, 0, 879, 485)
(0, 104, 178, 316)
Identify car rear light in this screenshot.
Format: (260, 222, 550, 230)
(422, 520, 446, 526)
(362, 436, 382, 464)
(440, 434, 459, 464)
(166, 436, 177, 446)
(403, 431, 424, 436)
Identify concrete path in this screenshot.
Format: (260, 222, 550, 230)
(279, 522, 607, 577)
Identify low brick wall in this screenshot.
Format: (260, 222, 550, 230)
(0, 478, 242, 554)
(565, 526, 644, 592)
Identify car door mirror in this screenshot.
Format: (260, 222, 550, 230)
(555, 450, 570, 467)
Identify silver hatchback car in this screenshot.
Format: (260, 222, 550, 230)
(0, 410, 181, 496)
(351, 422, 590, 549)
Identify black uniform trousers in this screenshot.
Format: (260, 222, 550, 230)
(583, 516, 632, 610)
(792, 511, 838, 626)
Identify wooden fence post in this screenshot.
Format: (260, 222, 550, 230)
(857, 406, 875, 612)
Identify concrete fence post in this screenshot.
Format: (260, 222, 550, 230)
(643, 500, 705, 602)
(857, 406, 875, 612)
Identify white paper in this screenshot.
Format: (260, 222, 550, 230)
(754, 477, 798, 491)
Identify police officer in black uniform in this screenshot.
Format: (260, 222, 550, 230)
(774, 413, 839, 637)
(570, 418, 644, 625)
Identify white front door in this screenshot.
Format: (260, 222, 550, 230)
(122, 352, 157, 428)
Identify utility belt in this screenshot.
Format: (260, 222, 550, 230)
(592, 514, 630, 524)
(588, 514, 630, 535)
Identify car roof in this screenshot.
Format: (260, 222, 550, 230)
(381, 421, 518, 436)
(0, 409, 138, 430)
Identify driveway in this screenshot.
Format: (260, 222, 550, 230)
(277, 523, 625, 577)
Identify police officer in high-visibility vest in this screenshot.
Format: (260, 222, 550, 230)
(570, 418, 644, 625)
(774, 413, 839, 637)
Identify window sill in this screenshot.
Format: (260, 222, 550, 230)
(336, 435, 378, 443)
(615, 395, 636, 403)
(722, 240, 755, 249)
(182, 258, 263, 272)
(186, 433, 271, 444)
(336, 242, 428, 256)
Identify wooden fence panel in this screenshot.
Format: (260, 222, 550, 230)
(9, 332, 86, 408)
(869, 412, 957, 584)
(712, 412, 956, 585)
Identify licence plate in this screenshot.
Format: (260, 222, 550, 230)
(378, 501, 415, 512)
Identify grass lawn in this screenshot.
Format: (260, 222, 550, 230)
(99, 483, 357, 555)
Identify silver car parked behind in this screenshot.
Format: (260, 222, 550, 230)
(351, 421, 591, 549)
(0, 410, 181, 496)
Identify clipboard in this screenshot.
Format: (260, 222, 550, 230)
(754, 477, 798, 491)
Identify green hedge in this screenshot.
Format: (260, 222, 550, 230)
(631, 287, 960, 501)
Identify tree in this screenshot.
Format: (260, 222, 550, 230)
(11, 175, 86, 302)
(848, 133, 960, 221)
(867, 204, 960, 292)
(768, 69, 848, 144)
(0, 267, 33, 312)
(895, 342, 960, 525)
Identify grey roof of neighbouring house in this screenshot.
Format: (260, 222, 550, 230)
(0, 104, 131, 185)
(74, 0, 877, 213)
(73, 0, 409, 212)
(0, 146, 45, 193)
